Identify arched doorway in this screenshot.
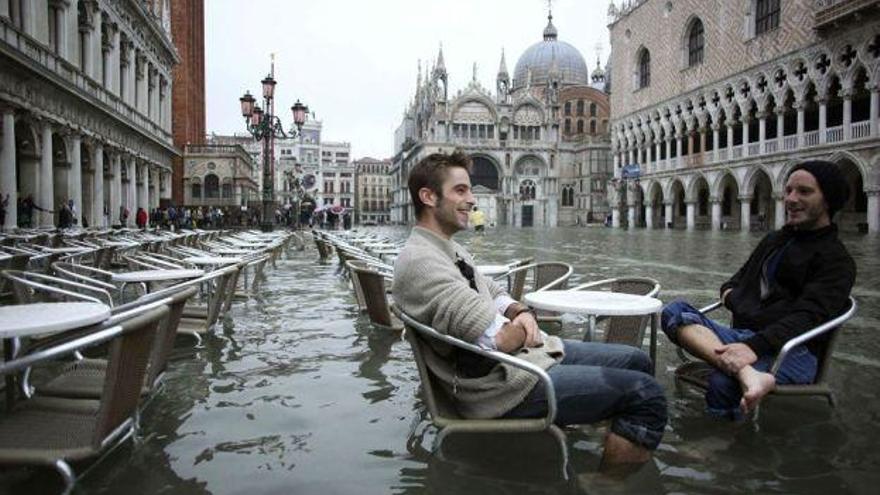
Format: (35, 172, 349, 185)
(718, 173, 740, 230)
(14, 120, 38, 227)
(693, 176, 710, 229)
(750, 169, 774, 231)
(836, 158, 867, 232)
(648, 182, 664, 228)
(470, 155, 500, 190)
(670, 180, 685, 228)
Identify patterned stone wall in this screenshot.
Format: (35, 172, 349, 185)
(610, 0, 819, 118)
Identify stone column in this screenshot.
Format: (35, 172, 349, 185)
(664, 202, 673, 229)
(665, 138, 672, 167)
(757, 112, 767, 150)
(126, 156, 136, 224)
(870, 86, 879, 137)
(742, 116, 751, 150)
(867, 190, 879, 233)
(685, 201, 695, 230)
(109, 153, 121, 226)
(726, 122, 735, 155)
(686, 133, 693, 157)
(0, 0, 8, 20)
(39, 121, 54, 227)
(91, 143, 104, 227)
(774, 193, 785, 230)
(677, 134, 685, 166)
(699, 130, 706, 156)
(818, 98, 827, 144)
(654, 140, 661, 170)
(842, 90, 853, 140)
(740, 196, 752, 231)
(645, 204, 654, 229)
(1, 108, 16, 229)
(611, 206, 620, 228)
(776, 107, 786, 147)
(70, 134, 82, 226)
(627, 204, 636, 229)
(712, 124, 720, 161)
(796, 101, 806, 146)
(711, 199, 722, 231)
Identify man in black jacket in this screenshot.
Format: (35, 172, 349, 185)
(662, 160, 856, 419)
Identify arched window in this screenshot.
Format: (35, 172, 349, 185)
(590, 120, 597, 134)
(637, 48, 651, 89)
(564, 119, 571, 134)
(520, 180, 536, 200)
(576, 100, 585, 116)
(577, 119, 585, 134)
(756, 0, 780, 35)
(191, 182, 201, 199)
(564, 101, 572, 115)
(688, 18, 704, 67)
(204, 173, 220, 199)
(222, 180, 233, 198)
(562, 186, 574, 207)
(589, 102, 597, 117)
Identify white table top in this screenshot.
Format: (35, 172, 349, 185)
(523, 290, 662, 316)
(212, 248, 253, 255)
(112, 269, 204, 282)
(183, 256, 242, 265)
(477, 264, 510, 276)
(42, 247, 90, 253)
(0, 302, 111, 338)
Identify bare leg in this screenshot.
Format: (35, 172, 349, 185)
(600, 431, 650, 469)
(677, 323, 726, 367)
(737, 366, 776, 413)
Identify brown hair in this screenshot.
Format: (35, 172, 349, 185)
(408, 150, 472, 219)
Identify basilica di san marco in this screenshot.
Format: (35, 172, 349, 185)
(390, 14, 614, 228)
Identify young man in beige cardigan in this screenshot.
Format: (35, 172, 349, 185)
(392, 151, 667, 467)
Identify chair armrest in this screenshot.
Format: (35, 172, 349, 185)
(698, 301, 723, 314)
(393, 305, 558, 428)
(769, 296, 857, 376)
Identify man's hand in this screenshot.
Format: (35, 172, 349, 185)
(495, 320, 526, 353)
(513, 311, 543, 348)
(714, 343, 757, 374)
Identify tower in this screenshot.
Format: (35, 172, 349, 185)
(496, 48, 510, 104)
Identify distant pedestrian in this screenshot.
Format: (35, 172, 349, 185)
(136, 207, 148, 229)
(58, 200, 74, 229)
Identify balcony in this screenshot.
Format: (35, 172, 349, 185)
(815, 0, 880, 34)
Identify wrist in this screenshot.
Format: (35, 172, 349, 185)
(506, 303, 536, 320)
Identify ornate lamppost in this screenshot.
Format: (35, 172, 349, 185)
(239, 65, 308, 232)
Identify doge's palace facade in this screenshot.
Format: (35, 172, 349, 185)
(0, 0, 178, 229)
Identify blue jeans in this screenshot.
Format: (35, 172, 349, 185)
(503, 340, 667, 450)
(662, 300, 817, 419)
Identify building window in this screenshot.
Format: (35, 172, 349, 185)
(589, 102, 597, 117)
(562, 186, 574, 207)
(519, 180, 536, 200)
(204, 174, 220, 199)
(590, 120, 597, 134)
(191, 183, 201, 199)
(564, 119, 571, 134)
(564, 101, 572, 115)
(576, 100, 585, 116)
(688, 18, 704, 67)
(755, 0, 780, 35)
(637, 48, 651, 89)
(577, 120, 585, 134)
(222, 183, 233, 198)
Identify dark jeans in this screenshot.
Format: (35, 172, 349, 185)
(662, 300, 817, 419)
(503, 340, 667, 450)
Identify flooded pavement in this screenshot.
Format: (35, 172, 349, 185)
(60, 228, 880, 494)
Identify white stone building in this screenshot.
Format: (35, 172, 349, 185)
(389, 12, 614, 227)
(0, 0, 177, 228)
(319, 140, 353, 209)
(353, 157, 391, 224)
(608, 0, 880, 233)
(182, 143, 257, 209)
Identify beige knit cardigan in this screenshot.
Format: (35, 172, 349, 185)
(392, 226, 564, 419)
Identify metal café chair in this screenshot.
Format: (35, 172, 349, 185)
(569, 277, 661, 346)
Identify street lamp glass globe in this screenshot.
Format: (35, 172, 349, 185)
(251, 105, 263, 127)
(261, 75, 277, 99)
(240, 91, 256, 117)
(292, 100, 308, 128)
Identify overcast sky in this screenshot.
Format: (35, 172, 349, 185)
(205, 0, 611, 160)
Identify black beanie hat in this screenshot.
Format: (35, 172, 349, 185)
(789, 161, 850, 218)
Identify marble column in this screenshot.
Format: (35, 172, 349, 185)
(796, 102, 806, 146)
(70, 134, 82, 226)
(774, 193, 785, 230)
(726, 122, 735, 156)
(109, 153, 121, 226)
(776, 108, 786, 148)
(39, 121, 54, 227)
(712, 124, 720, 161)
(842, 91, 852, 140)
(867, 191, 879, 233)
(665, 138, 672, 167)
(141, 163, 150, 226)
(611, 206, 620, 228)
(740, 196, 752, 231)
(757, 113, 766, 150)
(627, 204, 636, 229)
(654, 140, 661, 170)
(711, 200, 722, 231)
(126, 156, 136, 224)
(685, 201, 695, 230)
(91, 143, 104, 228)
(742, 117, 751, 150)
(870, 87, 879, 137)
(1, 108, 16, 229)
(818, 98, 827, 144)
(645, 204, 654, 229)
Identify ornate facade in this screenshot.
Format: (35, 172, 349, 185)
(182, 144, 257, 209)
(608, 0, 880, 233)
(0, 0, 178, 228)
(390, 13, 613, 227)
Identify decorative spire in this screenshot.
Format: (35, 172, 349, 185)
(497, 48, 509, 78)
(543, 0, 558, 40)
(472, 62, 478, 83)
(436, 42, 445, 71)
(416, 59, 422, 89)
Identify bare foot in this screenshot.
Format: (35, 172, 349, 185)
(738, 367, 776, 413)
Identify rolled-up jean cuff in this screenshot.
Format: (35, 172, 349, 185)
(610, 418, 663, 450)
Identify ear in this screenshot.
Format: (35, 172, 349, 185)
(419, 187, 438, 208)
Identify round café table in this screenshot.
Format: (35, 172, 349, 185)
(524, 290, 663, 374)
(112, 268, 204, 300)
(0, 301, 111, 408)
(183, 256, 242, 266)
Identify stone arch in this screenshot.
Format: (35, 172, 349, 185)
(469, 153, 501, 191)
(514, 154, 548, 177)
(668, 179, 686, 228)
(647, 180, 665, 227)
(13, 119, 39, 226)
(204, 173, 220, 199)
(451, 97, 497, 122)
(748, 166, 775, 230)
(716, 172, 742, 229)
(690, 174, 711, 226)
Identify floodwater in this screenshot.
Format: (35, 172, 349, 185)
(8, 227, 880, 494)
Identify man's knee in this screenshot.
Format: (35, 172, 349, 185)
(615, 376, 668, 449)
(625, 348, 653, 374)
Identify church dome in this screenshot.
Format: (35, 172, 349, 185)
(512, 15, 589, 91)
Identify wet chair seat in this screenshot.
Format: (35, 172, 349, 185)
(674, 296, 858, 408)
(392, 305, 569, 473)
(351, 264, 401, 331)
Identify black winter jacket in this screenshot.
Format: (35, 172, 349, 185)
(719, 224, 855, 357)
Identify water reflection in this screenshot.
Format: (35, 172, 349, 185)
(54, 227, 880, 494)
